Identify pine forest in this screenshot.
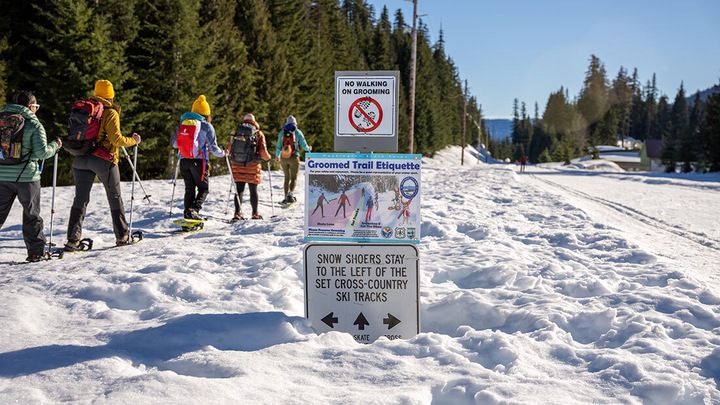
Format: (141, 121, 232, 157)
(1, 1, 719, 187)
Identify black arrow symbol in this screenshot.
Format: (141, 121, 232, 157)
(353, 312, 369, 330)
(383, 313, 401, 329)
(321, 312, 339, 328)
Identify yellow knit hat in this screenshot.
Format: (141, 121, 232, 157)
(94, 80, 115, 99)
(192, 95, 211, 116)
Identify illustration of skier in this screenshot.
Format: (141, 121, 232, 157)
(335, 190, 351, 218)
(311, 192, 330, 217)
(365, 195, 374, 221)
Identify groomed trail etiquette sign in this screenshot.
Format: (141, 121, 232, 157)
(304, 152, 421, 244)
(335, 71, 399, 153)
(304, 243, 420, 343)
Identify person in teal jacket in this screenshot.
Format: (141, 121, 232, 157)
(0, 91, 61, 262)
(274, 115, 311, 204)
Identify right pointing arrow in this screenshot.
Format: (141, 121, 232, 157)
(383, 313, 401, 329)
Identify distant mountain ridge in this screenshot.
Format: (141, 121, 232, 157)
(484, 118, 513, 141)
(688, 84, 720, 104)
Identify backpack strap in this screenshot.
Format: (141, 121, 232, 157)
(200, 145, 207, 181)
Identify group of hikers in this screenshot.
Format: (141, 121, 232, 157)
(0, 80, 311, 263)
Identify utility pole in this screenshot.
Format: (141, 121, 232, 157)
(478, 108, 482, 164)
(461, 79, 467, 165)
(407, 0, 418, 154)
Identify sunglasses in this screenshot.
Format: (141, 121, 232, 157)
(29, 103, 40, 110)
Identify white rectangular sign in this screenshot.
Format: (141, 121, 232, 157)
(336, 75, 396, 136)
(304, 243, 420, 343)
(335, 71, 399, 152)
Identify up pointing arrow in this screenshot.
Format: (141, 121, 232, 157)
(383, 313, 401, 329)
(322, 312, 339, 328)
(353, 312, 370, 330)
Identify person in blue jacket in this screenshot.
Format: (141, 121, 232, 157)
(172, 95, 225, 220)
(0, 91, 61, 262)
(274, 115, 311, 204)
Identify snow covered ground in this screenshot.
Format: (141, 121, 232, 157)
(1, 146, 718, 404)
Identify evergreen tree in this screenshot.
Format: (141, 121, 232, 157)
(432, 29, 463, 150)
(412, 22, 443, 155)
(237, 0, 292, 140)
(22, 0, 132, 184)
(200, 0, 257, 147)
(644, 74, 659, 139)
(124, 0, 213, 179)
(577, 55, 609, 148)
(609, 66, 633, 145)
(0, 33, 8, 103)
(391, 9, 411, 153)
(701, 91, 720, 171)
(369, 6, 395, 70)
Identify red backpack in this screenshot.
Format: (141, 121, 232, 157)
(63, 99, 104, 156)
(176, 119, 202, 159)
(281, 128, 296, 158)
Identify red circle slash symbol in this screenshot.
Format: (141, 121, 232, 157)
(348, 97, 383, 133)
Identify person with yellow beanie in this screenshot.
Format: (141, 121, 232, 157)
(172, 95, 225, 224)
(64, 80, 142, 250)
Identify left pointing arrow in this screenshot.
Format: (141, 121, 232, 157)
(322, 312, 339, 328)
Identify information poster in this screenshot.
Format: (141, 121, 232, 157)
(304, 153, 421, 244)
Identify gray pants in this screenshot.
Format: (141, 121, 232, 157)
(66, 155, 128, 242)
(0, 180, 46, 257)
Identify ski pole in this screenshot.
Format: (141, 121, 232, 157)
(224, 155, 233, 215)
(169, 152, 181, 218)
(46, 153, 58, 256)
(225, 155, 242, 216)
(121, 146, 151, 201)
(267, 160, 276, 218)
(128, 145, 138, 239)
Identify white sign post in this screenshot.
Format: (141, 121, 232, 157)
(305, 243, 419, 343)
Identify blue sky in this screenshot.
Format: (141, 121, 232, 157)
(365, 0, 720, 118)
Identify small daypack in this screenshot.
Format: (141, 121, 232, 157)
(0, 112, 26, 165)
(63, 99, 104, 156)
(176, 119, 202, 159)
(231, 122, 259, 165)
(281, 128, 296, 158)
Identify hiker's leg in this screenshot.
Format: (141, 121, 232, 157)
(67, 156, 96, 241)
(0, 181, 18, 228)
(17, 181, 46, 256)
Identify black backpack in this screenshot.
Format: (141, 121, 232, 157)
(0, 111, 26, 165)
(231, 122, 259, 165)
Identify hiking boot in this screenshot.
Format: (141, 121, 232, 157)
(184, 209, 201, 220)
(64, 240, 80, 252)
(230, 212, 245, 223)
(26, 253, 47, 262)
(251, 213, 263, 220)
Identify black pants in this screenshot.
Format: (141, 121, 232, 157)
(0, 180, 46, 256)
(234, 182, 258, 215)
(180, 158, 209, 213)
(67, 154, 128, 242)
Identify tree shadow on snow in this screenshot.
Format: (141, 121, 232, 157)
(0, 312, 312, 377)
